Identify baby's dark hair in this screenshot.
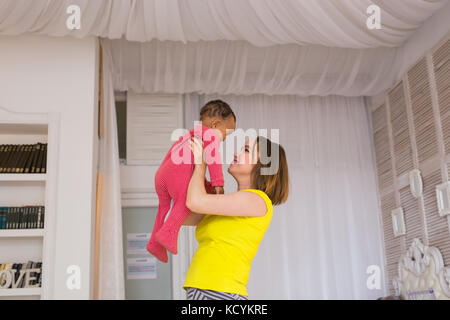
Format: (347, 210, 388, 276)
(200, 100, 236, 122)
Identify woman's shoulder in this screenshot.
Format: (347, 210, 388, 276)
(241, 189, 272, 203)
(240, 189, 273, 216)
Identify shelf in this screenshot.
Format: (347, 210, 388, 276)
(0, 288, 41, 297)
(0, 108, 59, 300)
(0, 229, 44, 238)
(0, 123, 48, 135)
(0, 174, 46, 182)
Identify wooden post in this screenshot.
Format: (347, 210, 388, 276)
(94, 41, 104, 299)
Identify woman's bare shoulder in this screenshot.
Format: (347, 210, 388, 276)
(238, 189, 269, 217)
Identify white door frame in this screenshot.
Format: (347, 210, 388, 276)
(120, 92, 192, 300)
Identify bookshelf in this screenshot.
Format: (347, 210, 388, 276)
(0, 229, 44, 238)
(0, 288, 42, 297)
(0, 106, 59, 300)
(0, 174, 46, 182)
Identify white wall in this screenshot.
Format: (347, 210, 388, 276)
(0, 34, 99, 299)
(396, 1, 450, 83)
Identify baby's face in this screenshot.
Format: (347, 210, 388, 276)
(214, 116, 236, 141)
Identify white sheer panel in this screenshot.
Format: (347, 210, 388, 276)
(184, 93, 386, 299)
(96, 43, 125, 299)
(103, 38, 402, 97)
(0, 0, 447, 48)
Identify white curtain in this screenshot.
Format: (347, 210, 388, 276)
(0, 0, 447, 48)
(184, 93, 386, 299)
(3, 0, 449, 98)
(96, 41, 125, 299)
(102, 38, 402, 97)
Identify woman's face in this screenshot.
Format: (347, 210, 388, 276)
(227, 138, 259, 177)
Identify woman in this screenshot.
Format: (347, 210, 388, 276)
(182, 135, 289, 300)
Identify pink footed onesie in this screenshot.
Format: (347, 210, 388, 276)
(146, 124, 224, 262)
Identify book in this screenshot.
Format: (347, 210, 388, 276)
(41, 206, 45, 228)
(31, 143, 41, 173)
(0, 144, 14, 173)
(7, 207, 13, 229)
(35, 143, 41, 173)
(36, 206, 41, 229)
(0, 261, 42, 288)
(0, 145, 11, 172)
(7, 145, 21, 173)
(4, 144, 15, 173)
(42, 143, 47, 173)
(24, 144, 36, 173)
(38, 143, 45, 173)
(13, 207, 18, 229)
(13, 145, 25, 173)
(0, 207, 7, 229)
(37, 262, 42, 286)
(0, 143, 47, 174)
(31, 206, 36, 229)
(0, 206, 45, 230)
(21, 207, 26, 229)
(0, 145, 6, 171)
(14, 207, 19, 229)
(17, 144, 31, 173)
(7, 207, 14, 229)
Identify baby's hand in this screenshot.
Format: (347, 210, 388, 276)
(214, 186, 225, 194)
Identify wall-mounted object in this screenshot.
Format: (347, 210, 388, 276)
(409, 169, 423, 198)
(126, 92, 183, 166)
(436, 182, 450, 217)
(393, 238, 450, 299)
(391, 207, 406, 237)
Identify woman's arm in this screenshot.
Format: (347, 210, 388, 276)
(182, 179, 217, 226)
(186, 138, 267, 217)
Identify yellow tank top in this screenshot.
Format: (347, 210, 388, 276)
(183, 189, 273, 296)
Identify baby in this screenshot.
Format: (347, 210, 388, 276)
(147, 100, 236, 262)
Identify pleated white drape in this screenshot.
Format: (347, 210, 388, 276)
(96, 43, 125, 299)
(101, 0, 450, 99)
(0, 0, 447, 48)
(103, 38, 403, 97)
(184, 93, 386, 299)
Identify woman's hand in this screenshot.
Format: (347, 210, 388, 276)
(190, 136, 206, 168)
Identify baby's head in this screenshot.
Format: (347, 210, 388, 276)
(200, 100, 236, 141)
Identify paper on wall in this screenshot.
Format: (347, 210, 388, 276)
(127, 233, 150, 255)
(127, 257, 157, 280)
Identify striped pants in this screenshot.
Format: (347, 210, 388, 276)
(186, 287, 248, 300)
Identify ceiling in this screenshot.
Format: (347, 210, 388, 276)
(0, 0, 448, 48)
(1, 0, 449, 97)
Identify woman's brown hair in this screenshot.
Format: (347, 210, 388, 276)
(250, 136, 289, 205)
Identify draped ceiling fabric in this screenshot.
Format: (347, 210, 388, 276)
(102, 37, 403, 96)
(1, 0, 449, 96)
(0, 0, 447, 48)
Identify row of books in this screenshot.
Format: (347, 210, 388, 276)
(0, 206, 45, 229)
(0, 261, 42, 288)
(0, 143, 47, 174)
